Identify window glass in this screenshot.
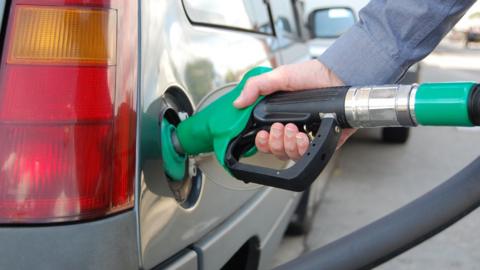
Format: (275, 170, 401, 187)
(269, 0, 299, 38)
(183, 0, 273, 34)
(312, 8, 355, 38)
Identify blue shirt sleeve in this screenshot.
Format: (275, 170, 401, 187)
(318, 0, 476, 85)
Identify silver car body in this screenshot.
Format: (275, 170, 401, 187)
(0, 0, 314, 269)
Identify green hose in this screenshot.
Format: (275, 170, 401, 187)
(415, 82, 476, 126)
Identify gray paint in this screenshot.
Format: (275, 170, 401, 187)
(0, 211, 138, 270)
(135, 0, 144, 268)
(163, 250, 198, 270)
(194, 188, 300, 270)
(138, 0, 304, 268)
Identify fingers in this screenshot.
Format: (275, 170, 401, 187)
(255, 125, 355, 160)
(256, 126, 353, 160)
(269, 123, 288, 160)
(254, 123, 311, 161)
(283, 124, 301, 160)
(296, 132, 310, 156)
(255, 130, 270, 153)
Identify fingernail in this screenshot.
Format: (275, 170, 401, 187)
(233, 94, 243, 106)
(258, 134, 267, 144)
(233, 98, 242, 106)
(285, 127, 294, 138)
(271, 127, 282, 138)
(296, 134, 307, 145)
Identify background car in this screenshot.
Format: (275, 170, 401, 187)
(305, 0, 420, 143)
(465, 26, 480, 47)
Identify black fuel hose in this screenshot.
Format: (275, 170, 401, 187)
(275, 156, 480, 270)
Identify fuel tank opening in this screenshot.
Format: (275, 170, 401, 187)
(160, 108, 187, 182)
(158, 90, 201, 208)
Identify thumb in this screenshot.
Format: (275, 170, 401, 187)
(234, 67, 289, 108)
(234, 60, 344, 108)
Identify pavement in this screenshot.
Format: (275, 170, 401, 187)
(273, 41, 480, 269)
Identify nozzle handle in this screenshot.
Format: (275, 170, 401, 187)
(224, 117, 340, 192)
(253, 86, 351, 128)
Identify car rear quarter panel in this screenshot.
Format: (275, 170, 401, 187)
(139, 0, 298, 268)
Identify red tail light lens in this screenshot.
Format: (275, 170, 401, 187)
(0, 0, 137, 223)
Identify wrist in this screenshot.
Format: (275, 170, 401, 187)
(312, 59, 344, 87)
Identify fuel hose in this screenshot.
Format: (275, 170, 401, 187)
(275, 156, 480, 270)
(252, 82, 480, 129)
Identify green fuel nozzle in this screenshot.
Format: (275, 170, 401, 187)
(161, 67, 271, 184)
(161, 67, 480, 191)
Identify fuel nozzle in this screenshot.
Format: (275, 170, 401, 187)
(161, 66, 480, 191)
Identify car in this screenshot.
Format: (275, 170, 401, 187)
(465, 26, 480, 47)
(305, 0, 421, 143)
(0, 0, 330, 269)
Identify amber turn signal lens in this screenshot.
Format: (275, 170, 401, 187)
(8, 5, 116, 65)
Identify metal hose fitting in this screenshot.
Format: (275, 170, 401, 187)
(344, 84, 418, 128)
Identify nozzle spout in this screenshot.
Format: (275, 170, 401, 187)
(170, 130, 185, 155)
(175, 67, 273, 167)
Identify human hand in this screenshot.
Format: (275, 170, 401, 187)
(233, 60, 356, 160)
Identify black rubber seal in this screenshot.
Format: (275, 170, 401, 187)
(468, 84, 480, 126)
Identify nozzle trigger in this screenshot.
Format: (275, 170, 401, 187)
(225, 116, 340, 192)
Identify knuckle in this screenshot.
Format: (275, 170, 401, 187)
(258, 146, 270, 153)
(270, 142, 283, 152)
(289, 154, 299, 160)
(285, 143, 296, 153)
(298, 144, 308, 155)
(244, 81, 256, 96)
(245, 77, 257, 88)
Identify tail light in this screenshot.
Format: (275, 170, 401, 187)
(0, 0, 137, 223)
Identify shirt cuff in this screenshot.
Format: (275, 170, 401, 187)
(318, 24, 404, 85)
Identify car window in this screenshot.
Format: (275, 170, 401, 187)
(269, 0, 300, 40)
(182, 0, 273, 35)
(312, 8, 355, 38)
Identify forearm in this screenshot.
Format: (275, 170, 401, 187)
(319, 0, 476, 85)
